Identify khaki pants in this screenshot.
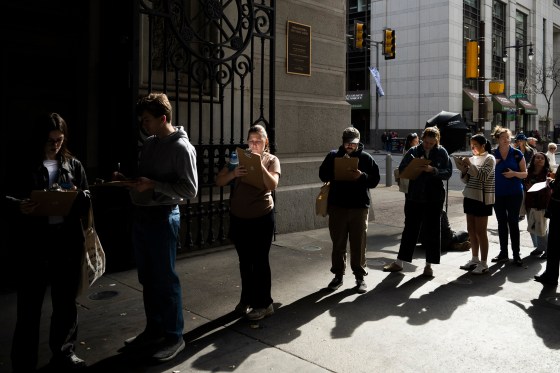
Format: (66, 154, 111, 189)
(328, 206, 369, 278)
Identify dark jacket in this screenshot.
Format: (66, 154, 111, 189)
(8, 157, 90, 242)
(524, 168, 552, 210)
(319, 143, 380, 208)
(399, 144, 452, 202)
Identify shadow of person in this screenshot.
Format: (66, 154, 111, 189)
(86, 312, 242, 373)
(190, 288, 353, 371)
(509, 286, 560, 349)
(328, 260, 513, 339)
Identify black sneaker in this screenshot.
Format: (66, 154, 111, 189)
(327, 276, 343, 290)
(513, 257, 523, 267)
(152, 338, 186, 363)
(530, 249, 544, 256)
(491, 254, 509, 263)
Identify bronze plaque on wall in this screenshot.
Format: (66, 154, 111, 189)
(287, 21, 311, 76)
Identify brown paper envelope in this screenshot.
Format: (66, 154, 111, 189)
(30, 190, 78, 216)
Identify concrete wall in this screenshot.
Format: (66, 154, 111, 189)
(273, 0, 350, 233)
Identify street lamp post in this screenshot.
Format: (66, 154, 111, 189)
(503, 41, 534, 132)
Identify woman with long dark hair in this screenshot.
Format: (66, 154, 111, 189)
(524, 152, 552, 259)
(457, 134, 495, 274)
(8, 113, 90, 371)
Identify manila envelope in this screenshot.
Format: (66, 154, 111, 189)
(334, 157, 359, 181)
(237, 147, 265, 189)
(398, 158, 432, 180)
(30, 190, 78, 216)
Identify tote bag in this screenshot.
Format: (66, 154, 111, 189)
(315, 182, 330, 217)
(78, 204, 106, 295)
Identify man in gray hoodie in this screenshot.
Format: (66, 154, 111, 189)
(115, 92, 198, 363)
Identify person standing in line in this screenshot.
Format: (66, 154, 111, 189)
(456, 134, 496, 275)
(9, 113, 90, 372)
(383, 126, 452, 277)
(491, 126, 528, 266)
(514, 133, 535, 165)
(514, 133, 533, 221)
(215, 124, 281, 320)
(527, 136, 538, 149)
(319, 127, 380, 293)
(115, 93, 198, 363)
(403, 132, 419, 154)
(545, 143, 557, 173)
(524, 152, 552, 260)
(534, 173, 560, 286)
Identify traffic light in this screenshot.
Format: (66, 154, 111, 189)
(466, 41, 479, 79)
(383, 28, 395, 60)
(354, 21, 366, 49)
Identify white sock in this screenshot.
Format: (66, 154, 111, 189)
(480, 260, 487, 266)
(396, 259, 404, 267)
(472, 256, 480, 262)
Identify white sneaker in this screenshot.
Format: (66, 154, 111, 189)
(459, 259, 480, 271)
(471, 263, 489, 275)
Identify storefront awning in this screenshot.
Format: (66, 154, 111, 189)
(517, 98, 538, 115)
(463, 88, 492, 120)
(492, 94, 516, 112)
(463, 88, 491, 108)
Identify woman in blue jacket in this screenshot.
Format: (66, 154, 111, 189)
(491, 126, 528, 266)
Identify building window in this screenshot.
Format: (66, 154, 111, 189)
(516, 11, 528, 89)
(491, 1, 506, 80)
(555, 0, 560, 7)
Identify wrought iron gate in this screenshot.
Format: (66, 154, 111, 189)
(136, 0, 276, 251)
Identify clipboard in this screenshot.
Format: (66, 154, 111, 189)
(30, 190, 78, 216)
(334, 157, 359, 181)
(527, 181, 547, 193)
(452, 155, 467, 170)
(237, 147, 265, 188)
(398, 158, 431, 180)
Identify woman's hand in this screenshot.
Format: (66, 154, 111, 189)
(20, 199, 38, 215)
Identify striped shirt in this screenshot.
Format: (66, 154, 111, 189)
(461, 152, 496, 205)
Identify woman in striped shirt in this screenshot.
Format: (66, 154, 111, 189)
(457, 134, 496, 274)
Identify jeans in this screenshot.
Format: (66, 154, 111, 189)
(132, 205, 183, 340)
(493, 193, 523, 258)
(328, 206, 369, 278)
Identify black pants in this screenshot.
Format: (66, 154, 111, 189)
(230, 211, 274, 309)
(11, 223, 82, 371)
(398, 199, 443, 264)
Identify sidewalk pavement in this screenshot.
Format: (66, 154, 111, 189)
(1, 185, 559, 373)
